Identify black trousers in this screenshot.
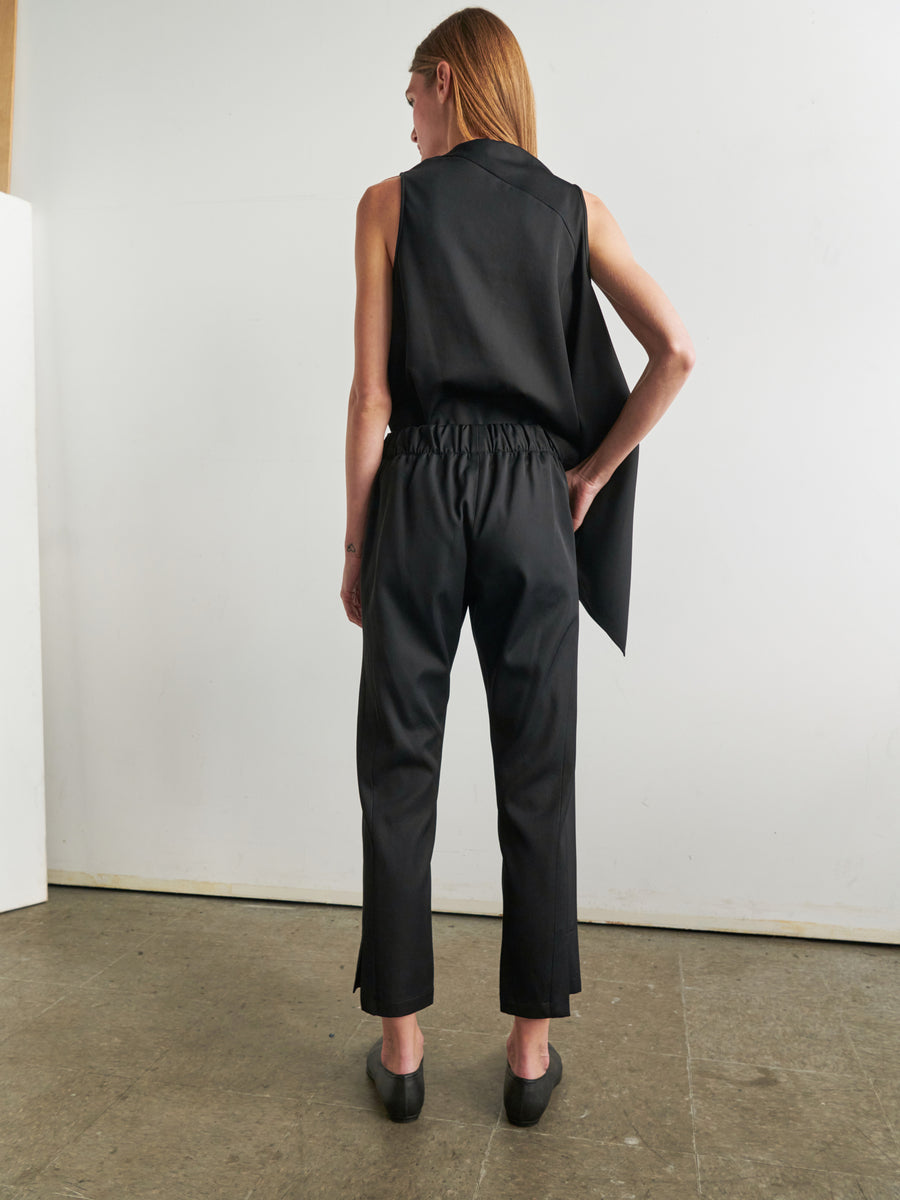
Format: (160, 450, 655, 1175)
(353, 422, 581, 1019)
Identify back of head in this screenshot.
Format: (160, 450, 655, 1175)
(409, 7, 537, 157)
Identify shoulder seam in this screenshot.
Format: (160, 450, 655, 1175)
(437, 157, 579, 252)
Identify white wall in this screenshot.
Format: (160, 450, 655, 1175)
(11, 0, 899, 939)
(0, 193, 47, 914)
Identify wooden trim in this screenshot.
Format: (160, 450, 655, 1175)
(0, 0, 17, 194)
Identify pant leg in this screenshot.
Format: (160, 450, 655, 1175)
(466, 433, 582, 1018)
(353, 437, 469, 1017)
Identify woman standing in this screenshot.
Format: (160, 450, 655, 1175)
(341, 7, 694, 1125)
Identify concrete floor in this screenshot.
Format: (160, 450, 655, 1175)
(0, 886, 898, 1198)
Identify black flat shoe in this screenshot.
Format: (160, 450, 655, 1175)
(503, 1043, 563, 1127)
(366, 1036, 425, 1122)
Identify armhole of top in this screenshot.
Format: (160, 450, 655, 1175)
(394, 171, 407, 274)
(574, 183, 595, 291)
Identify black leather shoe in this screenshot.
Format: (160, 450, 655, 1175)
(503, 1043, 563, 1126)
(366, 1036, 425, 1122)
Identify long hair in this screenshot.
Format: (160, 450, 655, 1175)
(409, 8, 537, 156)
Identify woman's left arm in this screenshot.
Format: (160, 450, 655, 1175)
(341, 180, 397, 627)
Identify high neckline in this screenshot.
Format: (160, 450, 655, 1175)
(447, 137, 520, 156)
(443, 137, 543, 169)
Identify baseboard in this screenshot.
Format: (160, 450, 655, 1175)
(45, 869, 899, 944)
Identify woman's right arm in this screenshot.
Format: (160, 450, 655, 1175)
(575, 188, 696, 490)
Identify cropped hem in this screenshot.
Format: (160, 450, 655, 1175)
(357, 988, 435, 1018)
(500, 992, 580, 1019)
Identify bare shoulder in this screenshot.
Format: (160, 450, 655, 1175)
(579, 188, 631, 249)
(357, 178, 402, 265)
(358, 176, 401, 218)
(580, 186, 608, 213)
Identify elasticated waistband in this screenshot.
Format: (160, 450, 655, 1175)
(382, 422, 561, 459)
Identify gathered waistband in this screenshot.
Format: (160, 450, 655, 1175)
(382, 422, 562, 460)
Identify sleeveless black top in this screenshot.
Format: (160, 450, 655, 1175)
(388, 137, 639, 655)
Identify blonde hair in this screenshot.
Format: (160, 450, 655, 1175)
(409, 8, 537, 156)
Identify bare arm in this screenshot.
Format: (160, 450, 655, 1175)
(341, 179, 396, 626)
(576, 189, 695, 489)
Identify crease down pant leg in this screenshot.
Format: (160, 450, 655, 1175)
(466, 437, 581, 1018)
(353, 440, 468, 1017)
